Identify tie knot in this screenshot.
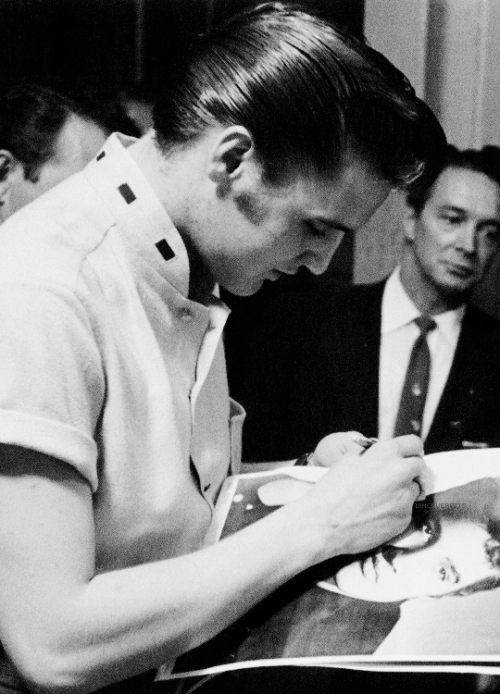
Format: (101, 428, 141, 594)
(415, 315, 436, 336)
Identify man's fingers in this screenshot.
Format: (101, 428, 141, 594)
(413, 477, 426, 501)
(403, 450, 426, 471)
(313, 431, 375, 466)
(360, 441, 427, 500)
(392, 433, 424, 458)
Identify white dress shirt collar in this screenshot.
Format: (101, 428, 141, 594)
(382, 267, 466, 343)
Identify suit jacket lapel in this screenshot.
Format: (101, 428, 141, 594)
(341, 281, 385, 437)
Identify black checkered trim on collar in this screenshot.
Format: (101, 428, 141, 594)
(155, 239, 175, 262)
(118, 183, 136, 204)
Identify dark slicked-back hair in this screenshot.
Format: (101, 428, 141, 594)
(153, 1, 446, 187)
(407, 144, 500, 214)
(0, 82, 141, 182)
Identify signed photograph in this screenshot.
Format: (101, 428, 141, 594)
(159, 449, 500, 680)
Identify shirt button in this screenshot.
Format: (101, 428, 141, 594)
(180, 308, 192, 322)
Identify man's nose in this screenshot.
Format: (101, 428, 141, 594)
(301, 233, 344, 275)
(456, 223, 477, 254)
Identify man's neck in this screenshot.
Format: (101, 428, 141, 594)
(399, 257, 466, 315)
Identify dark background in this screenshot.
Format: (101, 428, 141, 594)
(0, 0, 364, 290)
(0, 0, 364, 96)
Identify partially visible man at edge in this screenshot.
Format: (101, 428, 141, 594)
(0, 4, 444, 693)
(0, 81, 140, 222)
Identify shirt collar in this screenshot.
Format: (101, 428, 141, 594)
(84, 133, 192, 297)
(382, 267, 465, 345)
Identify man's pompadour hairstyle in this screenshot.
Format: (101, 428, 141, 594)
(153, 1, 446, 188)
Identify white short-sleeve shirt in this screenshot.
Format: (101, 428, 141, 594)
(0, 133, 244, 572)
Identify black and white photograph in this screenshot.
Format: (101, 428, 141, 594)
(1, 3, 500, 694)
(160, 450, 500, 683)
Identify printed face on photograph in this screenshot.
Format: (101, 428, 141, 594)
(256, 471, 500, 603)
(320, 514, 500, 602)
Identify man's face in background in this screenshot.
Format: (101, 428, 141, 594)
(403, 166, 500, 300)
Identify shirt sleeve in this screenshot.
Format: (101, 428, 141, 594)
(0, 282, 105, 490)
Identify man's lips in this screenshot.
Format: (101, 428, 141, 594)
(445, 261, 475, 278)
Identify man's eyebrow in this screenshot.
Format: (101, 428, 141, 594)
(439, 205, 500, 227)
(437, 204, 465, 214)
(479, 219, 500, 229)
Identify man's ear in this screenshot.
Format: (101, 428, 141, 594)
(402, 205, 418, 243)
(208, 126, 254, 186)
(0, 150, 16, 207)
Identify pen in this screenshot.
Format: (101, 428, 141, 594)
(351, 434, 378, 453)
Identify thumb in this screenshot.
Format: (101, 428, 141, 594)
(313, 431, 368, 467)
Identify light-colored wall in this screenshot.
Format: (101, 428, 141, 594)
(355, 0, 429, 285)
(357, 0, 500, 317)
(363, 0, 429, 100)
(364, 0, 500, 153)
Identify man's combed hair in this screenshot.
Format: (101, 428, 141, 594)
(0, 81, 141, 182)
(153, 1, 446, 187)
(407, 143, 500, 213)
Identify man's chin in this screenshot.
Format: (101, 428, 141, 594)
(225, 279, 265, 297)
(439, 277, 473, 299)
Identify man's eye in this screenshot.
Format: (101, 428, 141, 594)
(482, 227, 500, 244)
(442, 214, 461, 225)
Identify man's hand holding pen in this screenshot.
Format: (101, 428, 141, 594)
(309, 430, 426, 500)
(288, 431, 427, 560)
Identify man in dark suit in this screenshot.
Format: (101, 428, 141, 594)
(226, 144, 500, 462)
